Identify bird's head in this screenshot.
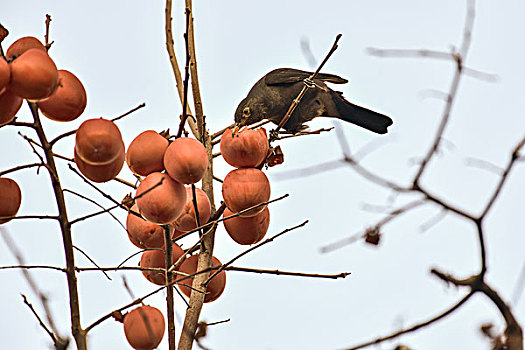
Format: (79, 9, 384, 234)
(234, 98, 265, 128)
(234, 98, 252, 126)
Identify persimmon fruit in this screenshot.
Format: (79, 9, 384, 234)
(173, 186, 211, 233)
(222, 168, 270, 217)
(163, 137, 208, 184)
(74, 145, 124, 183)
(0, 58, 10, 94)
(220, 127, 268, 168)
(0, 178, 22, 224)
(126, 204, 166, 249)
(5, 36, 46, 60)
(38, 70, 87, 122)
(9, 48, 59, 100)
(0, 89, 23, 126)
(177, 255, 226, 303)
(123, 305, 165, 350)
(126, 130, 169, 176)
(135, 172, 186, 225)
(223, 206, 269, 245)
(75, 118, 124, 166)
(140, 243, 184, 286)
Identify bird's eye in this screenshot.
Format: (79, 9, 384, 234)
(242, 107, 251, 116)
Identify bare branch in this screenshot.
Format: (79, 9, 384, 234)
(342, 291, 475, 350)
(225, 266, 350, 279)
(205, 220, 309, 285)
(49, 103, 146, 146)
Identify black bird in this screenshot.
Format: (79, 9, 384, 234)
(234, 68, 392, 134)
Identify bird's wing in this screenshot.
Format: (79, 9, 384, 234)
(264, 68, 348, 86)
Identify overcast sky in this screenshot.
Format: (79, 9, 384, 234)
(1, 1, 524, 349)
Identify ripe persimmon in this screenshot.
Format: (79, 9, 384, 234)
(73, 145, 124, 183)
(0, 178, 22, 224)
(0, 58, 10, 94)
(140, 243, 184, 285)
(177, 255, 226, 303)
(9, 49, 59, 100)
(123, 305, 165, 350)
(75, 118, 124, 166)
(223, 206, 269, 245)
(5, 36, 46, 60)
(0, 89, 23, 126)
(126, 130, 169, 176)
(222, 168, 270, 217)
(220, 127, 268, 168)
(163, 137, 208, 184)
(126, 204, 166, 249)
(38, 70, 87, 122)
(173, 187, 211, 233)
(135, 172, 186, 225)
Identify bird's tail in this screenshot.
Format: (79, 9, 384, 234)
(332, 94, 393, 134)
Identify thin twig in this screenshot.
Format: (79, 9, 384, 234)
(1, 227, 64, 341)
(320, 200, 424, 253)
(175, 8, 192, 139)
(73, 246, 111, 281)
(411, 0, 475, 187)
(49, 103, 146, 146)
(165, 0, 199, 138)
(342, 291, 475, 350)
(21, 294, 67, 349)
(173, 194, 289, 243)
(480, 135, 525, 218)
(0, 162, 43, 176)
(205, 220, 309, 285)
(68, 177, 164, 225)
(272, 34, 342, 136)
(225, 266, 350, 279)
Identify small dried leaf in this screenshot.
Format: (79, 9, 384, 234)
(122, 193, 134, 210)
(267, 145, 284, 167)
(0, 23, 8, 43)
(111, 310, 124, 323)
(364, 226, 381, 246)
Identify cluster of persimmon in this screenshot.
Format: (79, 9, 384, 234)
(220, 126, 271, 245)
(122, 130, 226, 304)
(0, 36, 87, 125)
(0, 36, 87, 225)
(1, 34, 275, 350)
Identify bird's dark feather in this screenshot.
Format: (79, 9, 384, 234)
(264, 68, 347, 86)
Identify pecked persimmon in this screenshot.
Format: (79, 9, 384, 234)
(126, 130, 169, 176)
(173, 186, 211, 233)
(75, 118, 124, 166)
(38, 70, 87, 122)
(9, 48, 59, 100)
(0, 89, 23, 126)
(222, 168, 270, 217)
(126, 204, 166, 249)
(135, 172, 187, 225)
(0, 58, 10, 94)
(223, 206, 269, 245)
(123, 305, 165, 350)
(177, 255, 226, 303)
(220, 127, 268, 168)
(163, 137, 208, 184)
(0, 178, 22, 224)
(5, 36, 46, 60)
(74, 145, 124, 183)
(140, 243, 184, 285)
